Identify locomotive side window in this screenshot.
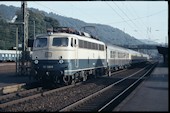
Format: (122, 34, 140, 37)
(92, 43, 95, 49)
(34, 38, 47, 48)
(95, 43, 97, 50)
(53, 37, 68, 47)
(78, 39, 104, 51)
(88, 42, 91, 49)
(79, 40, 83, 48)
(84, 41, 88, 48)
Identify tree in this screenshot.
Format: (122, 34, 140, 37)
(0, 8, 60, 50)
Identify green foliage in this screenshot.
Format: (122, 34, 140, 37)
(44, 16, 59, 29)
(0, 8, 60, 50)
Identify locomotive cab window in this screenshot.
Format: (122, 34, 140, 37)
(53, 37, 68, 47)
(34, 38, 47, 48)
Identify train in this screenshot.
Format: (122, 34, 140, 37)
(0, 49, 32, 63)
(0, 50, 20, 62)
(30, 27, 149, 85)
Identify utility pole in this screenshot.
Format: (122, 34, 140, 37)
(16, 27, 18, 74)
(8, 1, 29, 75)
(20, 1, 29, 75)
(33, 20, 35, 39)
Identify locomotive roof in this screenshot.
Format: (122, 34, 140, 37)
(36, 32, 105, 45)
(46, 27, 100, 40)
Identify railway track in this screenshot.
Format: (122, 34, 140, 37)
(0, 62, 156, 112)
(0, 87, 43, 108)
(0, 81, 83, 110)
(0, 81, 45, 107)
(59, 62, 157, 112)
(0, 64, 129, 110)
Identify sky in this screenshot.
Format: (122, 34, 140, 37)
(0, 1, 168, 44)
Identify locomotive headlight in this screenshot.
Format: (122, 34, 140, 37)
(34, 59, 39, 64)
(59, 56, 63, 64)
(59, 59, 64, 64)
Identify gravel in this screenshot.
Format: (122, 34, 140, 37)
(2, 77, 117, 112)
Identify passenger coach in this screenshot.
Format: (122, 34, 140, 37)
(0, 50, 19, 62)
(106, 44, 131, 75)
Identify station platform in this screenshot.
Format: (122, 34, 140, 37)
(113, 62, 168, 111)
(0, 63, 35, 88)
(0, 73, 34, 88)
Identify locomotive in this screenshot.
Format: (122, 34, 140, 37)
(31, 27, 149, 85)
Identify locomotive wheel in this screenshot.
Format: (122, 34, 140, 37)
(63, 75, 72, 85)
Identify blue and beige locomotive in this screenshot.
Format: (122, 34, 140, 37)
(31, 27, 149, 85)
(31, 27, 107, 85)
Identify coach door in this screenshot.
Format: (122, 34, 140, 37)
(74, 38, 79, 68)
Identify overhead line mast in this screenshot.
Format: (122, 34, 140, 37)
(20, 1, 29, 75)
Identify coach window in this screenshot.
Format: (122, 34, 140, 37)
(101, 45, 104, 51)
(99, 44, 104, 51)
(118, 52, 120, 58)
(113, 51, 116, 58)
(124, 53, 126, 58)
(110, 51, 112, 58)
